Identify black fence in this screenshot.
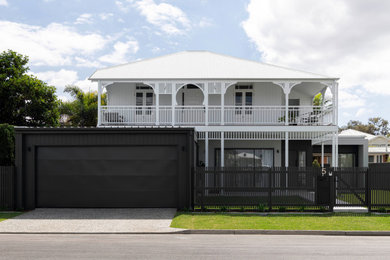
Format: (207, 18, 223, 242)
(0, 166, 14, 210)
(194, 166, 390, 211)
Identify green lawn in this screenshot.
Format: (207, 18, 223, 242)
(0, 212, 22, 222)
(171, 213, 390, 231)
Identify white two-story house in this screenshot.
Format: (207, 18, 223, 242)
(89, 51, 339, 168)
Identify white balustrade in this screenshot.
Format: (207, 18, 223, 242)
(100, 105, 333, 126)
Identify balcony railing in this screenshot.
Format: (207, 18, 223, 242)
(100, 105, 333, 126)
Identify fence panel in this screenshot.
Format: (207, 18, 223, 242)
(369, 164, 390, 208)
(194, 167, 320, 209)
(333, 167, 367, 207)
(0, 166, 14, 210)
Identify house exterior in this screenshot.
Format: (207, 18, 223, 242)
(339, 129, 390, 163)
(89, 51, 340, 168)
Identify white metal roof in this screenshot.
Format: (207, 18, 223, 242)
(89, 51, 337, 81)
(340, 129, 390, 143)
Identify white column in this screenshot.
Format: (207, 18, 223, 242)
(285, 131, 289, 167)
(331, 133, 336, 167)
(332, 83, 336, 125)
(221, 90, 225, 125)
(97, 81, 102, 127)
(221, 132, 224, 167)
(321, 142, 324, 167)
(204, 84, 209, 126)
(335, 82, 339, 126)
(171, 87, 176, 126)
(205, 132, 209, 167)
(155, 85, 159, 126)
(335, 131, 339, 167)
(285, 89, 289, 126)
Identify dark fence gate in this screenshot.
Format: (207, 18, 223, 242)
(194, 166, 390, 211)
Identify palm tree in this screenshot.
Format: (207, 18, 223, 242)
(59, 85, 106, 127)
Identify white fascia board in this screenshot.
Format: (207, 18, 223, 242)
(89, 78, 339, 82)
(319, 136, 368, 146)
(193, 125, 338, 132)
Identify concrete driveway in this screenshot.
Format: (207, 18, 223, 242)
(0, 208, 181, 233)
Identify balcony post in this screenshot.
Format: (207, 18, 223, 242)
(204, 84, 209, 126)
(205, 132, 209, 167)
(221, 90, 224, 125)
(285, 131, 289, 167)
(171, 86, 176, 126)
(335, 131, 339, 167)
(155, 84, 159, 126)
(221, 132, 224, 167)
(97, 81, 102, 127)
(321, 141, 324, 167)
(331, 133, 336, 167)
(285, 91, 289, 126)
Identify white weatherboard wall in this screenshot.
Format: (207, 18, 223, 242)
(106, 82, 319, 107)
(198, 140, 282, 167)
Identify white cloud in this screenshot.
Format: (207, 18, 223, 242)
(33, 69, 79, 89)
(0, 20, 108, 66)
(74, 57, 101, 68)
(197, 17, 213, 28)
(0, 0, 8, 6)
(118, 0, 190, 35)
(99, 40, 139, 64)
(99, 13, 114, 21)
(242, 0, 390, 109)
(33, 69, 97, 95)
(75, 13, 93, 25)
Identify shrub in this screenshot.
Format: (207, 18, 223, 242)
(258, 204, 265, 212)
(0, 124, 14, 166)
(319, 206, 327, 212)
(312, 159, 320, 168)
(239, 206, 245, 212)
(278, 206, 286, 212)
(378, 207, 387, 213)
(220, 206, 227, 212)
(299, 206, 305, 212)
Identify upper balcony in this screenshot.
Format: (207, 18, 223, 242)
(100, 105, 333, 126)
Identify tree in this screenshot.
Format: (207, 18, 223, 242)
(0, 50, 59, 126)
(59, 85, 106, 127)
(368, 117, 389, 136)
(340, 117, 389, 136)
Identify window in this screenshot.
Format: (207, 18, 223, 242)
(215, 148, 273, 168)
(369, 156, 374, 163)
(235, 85, 253, 90)
(298, 151, 306, 167)
(338, 154, 355, 167)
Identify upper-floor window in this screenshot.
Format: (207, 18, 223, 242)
(235, 85, 253, 114)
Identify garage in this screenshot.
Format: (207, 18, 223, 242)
(14, 128, 194, 210)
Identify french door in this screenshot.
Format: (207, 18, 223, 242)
(235, 91, 253, 119)
(135, 92, 154, 121)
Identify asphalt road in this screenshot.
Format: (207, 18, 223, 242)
(1, 234, 390, 259)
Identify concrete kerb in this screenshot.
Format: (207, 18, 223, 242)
(1, 230, 390, 236)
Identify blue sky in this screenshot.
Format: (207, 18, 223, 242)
(1, 0, 390, 126)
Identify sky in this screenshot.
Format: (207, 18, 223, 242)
(1, 0, 390, 126)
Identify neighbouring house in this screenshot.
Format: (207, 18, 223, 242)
(313, 132, 368, 167)
(339, 129, 390, 164)
(89, 51, 340, 168)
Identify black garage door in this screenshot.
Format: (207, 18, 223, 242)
(36, 146, 178, 208)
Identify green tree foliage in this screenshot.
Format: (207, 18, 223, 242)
(0, 124, 14, 166)
(59, 85, 106, 127)
(0, 50, 59, 126)
(340, 117, 389, 136)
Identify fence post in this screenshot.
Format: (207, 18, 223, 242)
(268, 167, 272, 212)
(329, 168, 335, 212)
(366, 167, 371, 212)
